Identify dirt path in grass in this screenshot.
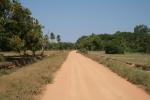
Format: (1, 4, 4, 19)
(41, 51, 150, 100)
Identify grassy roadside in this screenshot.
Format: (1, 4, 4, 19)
(85, 52, 150, 93)
(88, 51, 150, 66)
(0, 68, 19, 76)
(0, 51, 69, 100)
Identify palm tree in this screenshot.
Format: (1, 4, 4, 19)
(50, 32, 55, 42)
(57, 35, 61, 43)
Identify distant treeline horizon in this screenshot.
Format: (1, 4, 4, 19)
(76, 24, 150, 54)
(1, 1, 150, 54)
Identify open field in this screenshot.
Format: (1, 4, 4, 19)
(86, 51, 150, 93)
(88, 51, 150, 66)
(0, 51, 68, 100)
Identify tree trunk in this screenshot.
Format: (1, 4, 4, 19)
(23, 50, 27, 56)
(18, 50, 21, 56)
(41, 46, 45, 56)
(32, 50, 36, 56)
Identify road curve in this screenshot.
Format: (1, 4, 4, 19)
(41, 51, 150, 100)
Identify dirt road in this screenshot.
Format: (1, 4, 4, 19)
(41, 51, 150, 100)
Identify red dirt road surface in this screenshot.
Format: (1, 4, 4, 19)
(41, 51, 150, 100)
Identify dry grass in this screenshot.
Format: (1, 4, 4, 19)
(0, 51, 69, 100)
(88, 51, 150, 66)
(86, 51, 150, 93)
(0, 50, 65, 76)
(0, 50, 62, 56)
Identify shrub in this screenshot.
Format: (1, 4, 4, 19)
(78, 48, 88, 54)
(104, 43, 124, 54)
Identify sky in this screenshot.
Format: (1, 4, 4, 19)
(20, 0, 150, 42)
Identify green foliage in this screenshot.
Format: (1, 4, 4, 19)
(40, 34, 49, 55)
(104, 43, 124, 54)
(48, 42, 74, 50)
(0, 0, 44, 55)
(78, 48, 88, 54)
(76, 24, 150, 54)
(76, 34, 103, 51)
(134, 24, 150, 33)
(56, 35, 61, 43)
(50, 32, 55, 42)
(24, 19, 43, 55)
(8, 35, 24, 54)
(40, 32, 74, 51)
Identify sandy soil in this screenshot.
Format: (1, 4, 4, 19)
(41, 51, 150, 100)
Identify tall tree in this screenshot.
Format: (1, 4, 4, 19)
(40, 34, 49, 55)
(56, 35, 61, 43)
(134, 24, 150, 33)
(56, 35, 61, 49)
(25, 19, 43, 56)
(50, 32, 55, 42)
(0, 0, 44, 55)
(0, 0, 12, 51)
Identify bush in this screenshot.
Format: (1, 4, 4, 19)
(78, 48, 88, 54)
(104, 43, 124, 54)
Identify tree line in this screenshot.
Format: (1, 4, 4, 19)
(0, 0, 74, 56)
(44, 32, 75, 51)
(1, 0, 149, 54)
(76, 25, 150, 54)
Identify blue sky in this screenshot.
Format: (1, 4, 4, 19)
(20, 0, 150, 42)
